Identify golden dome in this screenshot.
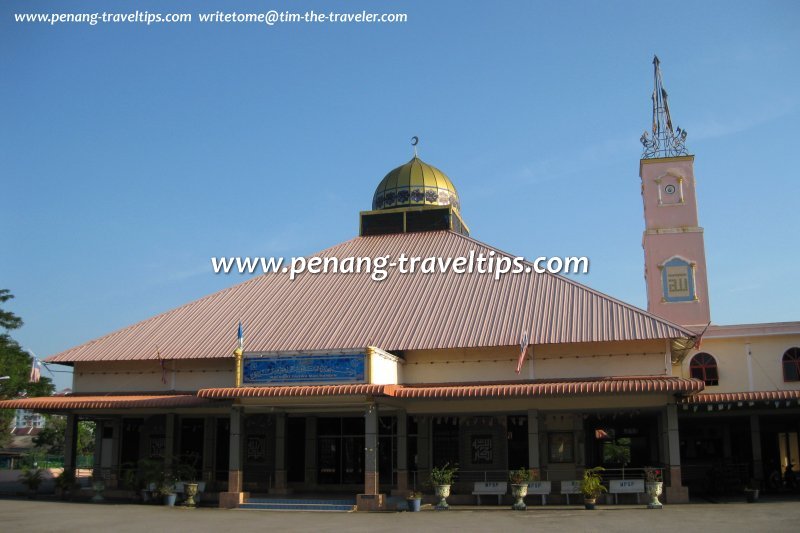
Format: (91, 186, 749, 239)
(372, 157, 461, 212)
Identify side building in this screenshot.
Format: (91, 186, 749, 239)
(639, 57, 800, 497)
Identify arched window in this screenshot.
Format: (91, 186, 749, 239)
(690, 352, 719, 386)
(782, 347, 800, 382)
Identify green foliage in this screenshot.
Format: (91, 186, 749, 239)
(0, 290, 24, 330)
(176, 453, 199, 482)
(156, 471, 178, 497)
(0, 290, 55, 449)
(428, 462, 458, 486)
(580, 467, 608, 499)
(54, 469, 77, 490)
(120, 463, 143, 491)
(33, 417, 95, 456)
(19, 467, 44, 490)
(137, 458, 164, 488)
(509, 467, 532, 484)
(602, 438, 631, 466)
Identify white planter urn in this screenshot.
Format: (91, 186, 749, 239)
(434, 484, 451, 510)
(511, 483, 528, 510)
(91, 479, 105, 503)
(646, 481, 663, 509)
(184, 482, 199, 507)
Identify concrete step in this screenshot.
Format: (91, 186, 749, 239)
(239, 498, 356, 512)
(246, 498, 355, 505)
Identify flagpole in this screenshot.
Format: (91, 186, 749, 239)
(234, 321, 244, 387)
(234, 347, 243, 387)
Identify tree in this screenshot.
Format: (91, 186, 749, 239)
(0, 290, 55, 448)
(33, 416, 95, 456)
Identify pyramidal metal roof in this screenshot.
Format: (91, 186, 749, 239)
(46, 230, 694, 364)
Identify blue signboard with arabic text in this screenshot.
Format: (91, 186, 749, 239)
(242, 353, 365, 385)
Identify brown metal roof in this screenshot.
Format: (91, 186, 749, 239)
(0, 394, 212, 410)
(389, 376, 703, 399)
(681, 390, 800, 404)
(198, 384, 387, 399)
(46, 231, 695, 363)
(198, 377, 702, 400)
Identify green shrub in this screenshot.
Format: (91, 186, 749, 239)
(580, 467, 607, 499)
(429, 463, 458, 486)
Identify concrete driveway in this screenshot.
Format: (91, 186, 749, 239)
(1, 498, 798, 532)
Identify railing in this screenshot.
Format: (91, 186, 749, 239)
(457, 470, 509, 483)
(405, 466, 662, 489)
(93, 465, 229, 491)
(596, 467, 648, 480)
(13, 454, 93, 470)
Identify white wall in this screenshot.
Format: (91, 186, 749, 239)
(73, 359, 234, 393)
(676, 333, 800, 393)
(402, 340, 668, 384)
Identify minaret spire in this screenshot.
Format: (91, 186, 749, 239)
(640, 55, 689, 158)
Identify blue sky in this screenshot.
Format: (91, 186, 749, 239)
(2, 0, 798, 390)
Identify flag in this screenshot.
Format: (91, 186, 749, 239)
(237, 321, 244, 351)
(693, 321, 712, 350)
(515, 332, 529, 374)
(29, 357, 41, 383)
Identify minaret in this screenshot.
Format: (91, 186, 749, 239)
(639, 56, 710, 327)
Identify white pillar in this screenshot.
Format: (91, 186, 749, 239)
(662, 404, 689, 503)
(270, 413, 289, 494)
(164, 414, 175, 465)
(219, 407, 246, 508)
(364, 404, 379, 494)
(202, 416, 214, 482)
(751, 415, 763, 484)
(527, 409, 540, 469)
(357, 404, 384, 511)
(304, 417, 317, 486)
(396, 412, 408, 493)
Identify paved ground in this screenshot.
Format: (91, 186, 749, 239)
(1, 498, 799, 532)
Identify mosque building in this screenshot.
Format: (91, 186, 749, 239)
(1, 58, 798, 510)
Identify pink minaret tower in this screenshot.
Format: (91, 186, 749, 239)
(639, 56, 710, 327)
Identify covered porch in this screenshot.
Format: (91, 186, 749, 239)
(199, 376, 700, 508)
(0, 376, 700, 508)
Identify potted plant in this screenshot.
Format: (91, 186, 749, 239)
(90, 474, 106, 502)
(19, 467, 43, 499)
(54, 469, 77, 500)
(579, 467, 607, 510)
(120, 465, 144, 502)
(177, 459, 200, 507)
(137, 458, 163, 504)
(157, 472, 179, 507)
(406, 490, 423, 512)
(509, 468, 532, 510)
(428, 463, 458, 510)
(644, 466, 663, 509)
(744, 481, 760, 503)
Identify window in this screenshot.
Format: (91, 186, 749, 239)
(432, 417, 460, 468)
(690, 352, 719, 386)
(782, 347, 800, 382)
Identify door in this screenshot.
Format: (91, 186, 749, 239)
(317, 417, 365, 485)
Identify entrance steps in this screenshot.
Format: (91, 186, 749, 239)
(239, 497, 356, 512)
